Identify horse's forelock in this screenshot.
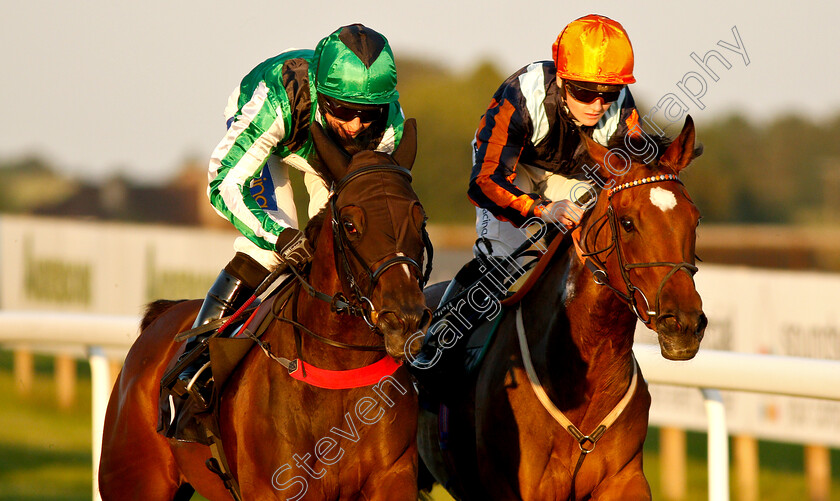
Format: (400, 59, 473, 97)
(303, 152, 415, 255)
(345, 150, 396, 173)
(617, 133, 674, 169)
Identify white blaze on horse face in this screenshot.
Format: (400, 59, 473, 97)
(649, 186, 678, 212)
(396, 252, 411, 279)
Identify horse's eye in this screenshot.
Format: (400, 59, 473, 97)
(619, 217, 635, 233)
(343, 220, 358, 235)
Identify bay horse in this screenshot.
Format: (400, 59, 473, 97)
(417, 117, 706, 500)
(100, 119, 432, 500)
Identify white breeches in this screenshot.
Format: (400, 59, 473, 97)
(474, 163, 592, 258)
(234, 154, 328, 269)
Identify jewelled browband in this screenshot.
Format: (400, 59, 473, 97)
(607, 174, 682, 197)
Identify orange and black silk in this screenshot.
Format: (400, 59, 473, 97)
(468, 61, 638, 227)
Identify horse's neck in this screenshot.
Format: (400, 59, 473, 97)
(574, 258, 637, 354)
(528, 251, 638, 395)
(285, 222, 383, 370)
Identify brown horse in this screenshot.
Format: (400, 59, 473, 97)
(417, 117, 706, 500)
(100, 119, 432, 500)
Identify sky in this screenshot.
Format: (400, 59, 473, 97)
(3, 1, 840, 183)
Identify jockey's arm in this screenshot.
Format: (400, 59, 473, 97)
(208, 85, 293, 253)
(467, 93, 546, 228)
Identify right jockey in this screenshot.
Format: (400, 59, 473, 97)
(469, 14, 641, 258)
(170, 24, 407, 408)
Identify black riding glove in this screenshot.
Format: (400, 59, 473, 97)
(275, 228, 313, 271)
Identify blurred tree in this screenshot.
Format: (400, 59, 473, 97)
(682, 114, 760, 222)
(0, 155, 78, 213)
(6, 58, 840, 229)
(397, 58, 504, 224)
(684, 112, 840, 225)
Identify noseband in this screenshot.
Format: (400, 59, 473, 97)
(328, 165, 434, 329)
(580, 174, 698, 325)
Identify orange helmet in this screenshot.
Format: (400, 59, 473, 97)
(552, 14, 635, 85)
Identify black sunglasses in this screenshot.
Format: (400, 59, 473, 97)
(564, 82, 622, 104)
(321, 98, 385, 123)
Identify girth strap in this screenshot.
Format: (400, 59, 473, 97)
(205, 430, 242, 501)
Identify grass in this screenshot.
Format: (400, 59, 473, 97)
(0, 352, 92, 501)
(0, 350, 837, 500)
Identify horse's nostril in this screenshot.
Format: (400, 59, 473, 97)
(696, 312, 708, 337)
(419, 309, 432, 333)
(656, 314, 679, 332)
(377, 311, 404, 335)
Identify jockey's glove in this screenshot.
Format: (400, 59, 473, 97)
(275, 228, 313, 271)
(540, 200, 584, 230)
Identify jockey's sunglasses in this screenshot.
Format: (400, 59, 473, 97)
(564, 81, 622, 104)
(321, 98, 385, 123)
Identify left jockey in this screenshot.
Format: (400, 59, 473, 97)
(169, 24, 407, 408)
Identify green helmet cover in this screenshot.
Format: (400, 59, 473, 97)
(312, 24, 399, 105)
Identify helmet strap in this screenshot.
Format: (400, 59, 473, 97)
(558, 80, 583, 127)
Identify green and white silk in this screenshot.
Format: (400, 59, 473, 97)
(207, 47, 404, 254)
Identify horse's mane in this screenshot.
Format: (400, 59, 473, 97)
(572, 131, 703, 176)
(142, 299, 186, 331)
(304, 205, 329, 249)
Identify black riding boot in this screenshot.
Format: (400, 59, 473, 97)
(171, 253, 268, 408)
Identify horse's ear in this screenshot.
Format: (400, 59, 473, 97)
(310, 121, 350, 183)
(660, 115, 696, 173)
(392, 118, 417, 170)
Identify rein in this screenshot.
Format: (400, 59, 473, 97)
(515, 306, 638, 500)
(579, 174, 698, 325)
(272, 278, 386, 352)
(238, 284, 401, 390)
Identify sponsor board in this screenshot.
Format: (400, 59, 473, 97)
(636, 264, 840, 446)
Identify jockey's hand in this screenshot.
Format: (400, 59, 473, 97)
(540, 200, 584, 230)
(275, 229, 313, 270)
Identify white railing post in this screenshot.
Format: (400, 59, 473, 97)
(89, 346, 110, 501)
(701, 388, 729, 501)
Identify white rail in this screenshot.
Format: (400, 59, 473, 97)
(2, 312, 840, 501)
(633, 344, 840, 401)
(0, 312, 139, 501)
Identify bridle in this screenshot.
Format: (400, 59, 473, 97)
(579, 173, 698, 325)
(326, 164, 434, 329)
(278, 164, 433, 352)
